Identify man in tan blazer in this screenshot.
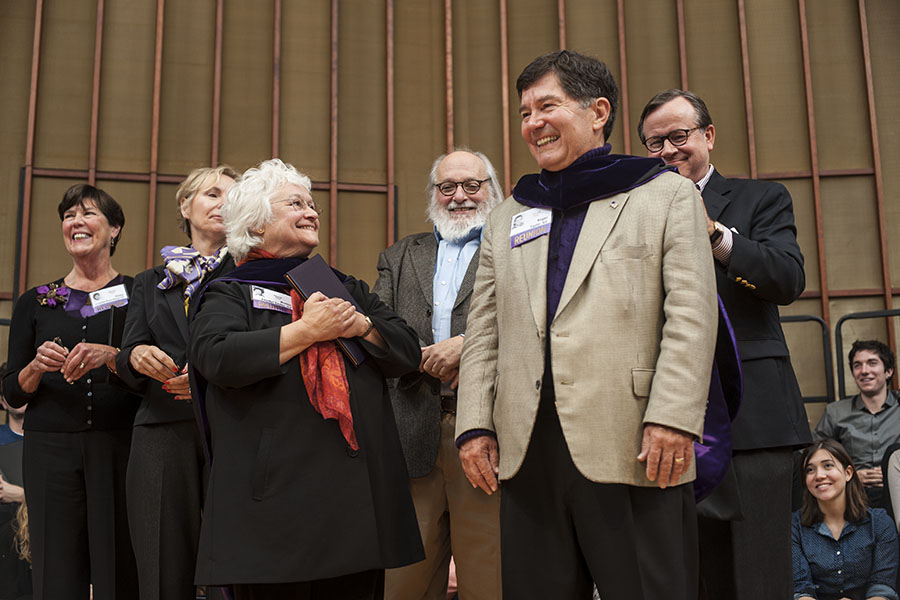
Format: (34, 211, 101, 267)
(455, 50, 717, 599)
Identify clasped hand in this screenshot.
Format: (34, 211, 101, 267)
(299, 291, 366, 342)
(130, 345, 191, 400)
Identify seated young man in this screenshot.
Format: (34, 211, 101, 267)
(815, 340, 900, 507)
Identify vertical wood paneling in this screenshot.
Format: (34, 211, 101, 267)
(558, 0, 566, 49)
(271, 0, 281, 159)
(797, 0, 830, 329)
(444, 0, 454, 151)
(211, 0, 223, 167)
(146, 0, 165, 269)
(329, 0, 339, 264)
(386, 0, 395, 245)
(617, 0, 630, 155)
(857, 0, 894, 351)
(737, 0, 758, 178)
(19, 0, 45, 296)
(88, 0, 104, 186)
(499, 0, 511, 193)
(675, 0, 687, 89)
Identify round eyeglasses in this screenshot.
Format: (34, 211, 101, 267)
(642, 127, 701, 153)
(435, 178, 490, 197)
(275, 198, 321, 215)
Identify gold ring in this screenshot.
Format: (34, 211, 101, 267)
(79, 362, 86, 370)
(674, 457, 685, 463)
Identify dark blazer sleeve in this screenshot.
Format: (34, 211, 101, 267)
(189, 281, 286, 390)
(116, 269, 156, 394)
(721, 180, 805, 306)
(348, 275, 421, 379)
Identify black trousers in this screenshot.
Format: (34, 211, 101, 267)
(23, 429, 138, 600)
(500, 391, 698, 600)
(698, 448, 793, 599)
(232, 569, 384, 600)
(126, 420, 209, 600)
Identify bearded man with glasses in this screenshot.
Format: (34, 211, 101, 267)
(373, 149, 504, 600)
(639, 89, 810, 600)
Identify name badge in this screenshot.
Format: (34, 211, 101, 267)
(510, 207, 552, 248)
(251, 285, 292, 314)
(89, 284, 129, 313)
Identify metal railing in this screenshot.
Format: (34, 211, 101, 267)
(780, 314, 834, 404)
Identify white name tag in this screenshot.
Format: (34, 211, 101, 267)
(510, 207, 552, 248)
(251, 285, 292, 314)
(89, 283, 129, 313)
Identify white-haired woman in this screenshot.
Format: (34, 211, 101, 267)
(188, 159, 424, 599)
(116, 165, 237, 600)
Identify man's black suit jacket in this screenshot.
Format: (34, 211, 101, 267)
(703, 170, 812, 450)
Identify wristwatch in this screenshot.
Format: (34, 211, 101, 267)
(709, 221, 725, 246)
(362, 315, 376, 337)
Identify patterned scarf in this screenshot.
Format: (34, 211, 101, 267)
(240, 249, 357, 450)
(157, 245, 227, 300)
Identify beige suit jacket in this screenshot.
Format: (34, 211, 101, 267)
(456, 170, 717, 487)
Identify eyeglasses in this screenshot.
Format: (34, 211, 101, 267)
(642, 127, 702, 152)
(435, 178, 490, 197)
(276, 198, 321, 215)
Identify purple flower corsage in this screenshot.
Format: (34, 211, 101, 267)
(36, 282, 71, 307)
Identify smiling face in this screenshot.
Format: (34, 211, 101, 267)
(428, 151, 496, 241)
(519, 73, 610, 172)
(641, 96, 715, 184)
(258, 183, 319, 258)
(851, 348, 893, 397)
(180, 173, 235, 241)
(804, 448, 852, 505)
(61, 198, 121, 261)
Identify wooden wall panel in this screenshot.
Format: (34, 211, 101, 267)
(336, 191, 387, 284)
(394, 0, 445, 238)
(311, 188, 331, 264)
(0, 1, 36, 293)
(781, 178, 818, 292)
(806, 1, 872, 172)
(96, 0, 156, 173)
(506, 0, 558, 185)
(337, 0, 386, 185)
(683, 0, 748, 177)
(25, 177, 83, 287)
(280, 1, 331, 181)
(152, 181, 187, 257)
(867, 0, 900, 287)
(744, 0, 810, 175)
(450, 0, 504, 166)
(219, 0, 273, 170)
(564, 0, 623, 151)
(157, 0, 216, 175)
(32, 0, 96, 170)
(821, 176, 881, 290)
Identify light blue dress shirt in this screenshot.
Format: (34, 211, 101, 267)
(431, 226, 482, 344)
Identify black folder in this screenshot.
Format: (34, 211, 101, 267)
(284, 254, 366, 366)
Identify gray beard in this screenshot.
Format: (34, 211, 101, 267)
(428, 202, 488, 242)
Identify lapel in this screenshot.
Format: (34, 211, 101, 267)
(163, 277, 191, 343)
(410, 234, 437, 309)
(453, 247, 480, 309)
(702, 170, 732, 221)
(517, 222, 549, 331)
(555, 192, 630, 318)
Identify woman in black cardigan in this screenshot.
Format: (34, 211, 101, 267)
(116, 165, 237, 600)
(2, 184, 139, 599)
(188, 159, 424, 599)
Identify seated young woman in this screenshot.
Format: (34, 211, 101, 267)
(793, 438, 899, 600)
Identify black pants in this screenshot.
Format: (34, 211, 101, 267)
(500, 391, 698, 600)
(232, 569, 384, 600)
(23, 429, 138, 600)
(698, 448, 793, 599)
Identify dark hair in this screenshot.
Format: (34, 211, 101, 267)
(800, 439, 868, 527)
(849, 339, 895, 385)
(516, 50, 619, 142)
(57, 184, 125, 256)
(637, 89, 713, 143)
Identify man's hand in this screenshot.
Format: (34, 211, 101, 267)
(857, 466, 883, 488)
(459, 435, 500, 495)
(420, 336, 464, 384)
(637, 423, 694, 489)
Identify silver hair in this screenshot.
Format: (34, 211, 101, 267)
(425, 148, 505, 210)
(222, 158, 312, 262)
